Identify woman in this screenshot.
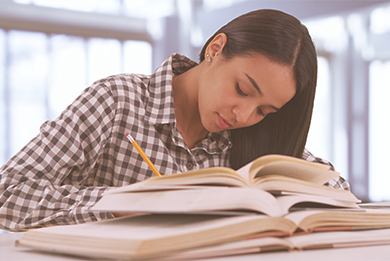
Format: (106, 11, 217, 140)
(0, 9, 349, 231)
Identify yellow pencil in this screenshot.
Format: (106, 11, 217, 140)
(125, 133, 162, 177)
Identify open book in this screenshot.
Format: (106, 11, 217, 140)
(91, 154, 359, 216)
(16, 210, 390, 260)
(108, 154, 341, 192)
(91, 187, 359, 217)
(159, 227, 390, 260)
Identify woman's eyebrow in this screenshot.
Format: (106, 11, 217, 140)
(245, 73, 280, 112)
(245, 73, 262, 96)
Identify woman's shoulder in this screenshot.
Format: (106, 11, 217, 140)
(93, 73, 149, 91)
(89, 73, 150, 101)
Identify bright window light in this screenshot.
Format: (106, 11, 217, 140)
(124, 41, 152, 75)
(369, 60, 390, 201)
(370, 7, 390, 34)
(49, 35, 87, 118)
(87, 38, 122, 84)
(0, 29, 152, 163)
(8, 30, 48, 154)
(306, 57, 331, 161)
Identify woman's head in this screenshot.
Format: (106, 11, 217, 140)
(197, 45, 296, 133)
(198, 9, 318, 169)
(199, 9, 317, 96)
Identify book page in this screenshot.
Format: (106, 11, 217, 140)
(250, 154, 330, 169)
(284, 210, 340, 229)
(358, 202, 390, 209)
(18, 214, 290, 259)
(235, 154, 332, 183)
(250, 161, 340, 185)
(159, 237, 294, 260)
(92, 187, 285, 217)
(235, 161, 252, 181)
(287, 228, 390, 250)
(284, 208, 390, 232)
(254, 175, 359, 202)
(22, 214, 260, 241)
(235, 155, 289, 182)
(107, 167, 250, 194)
(276, 194, 359, 214)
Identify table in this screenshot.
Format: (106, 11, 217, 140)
(2, 232, 390, 261)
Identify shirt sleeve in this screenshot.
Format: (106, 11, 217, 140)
(0, 81, 118, 231)
(302, 148, 351, 191)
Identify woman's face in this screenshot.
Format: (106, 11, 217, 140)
(198, 53, 296, 133)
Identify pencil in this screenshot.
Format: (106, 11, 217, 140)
(125, 133, 162, 177)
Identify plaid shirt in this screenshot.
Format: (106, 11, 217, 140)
(0, 53, 349, 231)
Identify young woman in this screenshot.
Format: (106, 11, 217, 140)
(0, 9, 349, 231)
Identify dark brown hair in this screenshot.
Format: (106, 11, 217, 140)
(199, 9, 318, 170)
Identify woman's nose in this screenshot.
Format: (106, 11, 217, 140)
(233, 103, 254, 124)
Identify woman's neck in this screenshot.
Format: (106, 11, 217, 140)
(172, 66, 208, 149)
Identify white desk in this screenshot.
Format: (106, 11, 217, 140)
(2, 232, 390, 261)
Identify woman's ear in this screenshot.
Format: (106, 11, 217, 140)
(204, 33, 227, 62)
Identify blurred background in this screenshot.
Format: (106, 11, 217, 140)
(0, 0, 390, 202)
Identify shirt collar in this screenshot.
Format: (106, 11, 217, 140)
(144, 53, 197, 125)
(200, 131, 232, 154)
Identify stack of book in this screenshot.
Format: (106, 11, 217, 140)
(16, 155, 390, 260)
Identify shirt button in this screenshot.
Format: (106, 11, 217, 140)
(186, 162, 194, 170)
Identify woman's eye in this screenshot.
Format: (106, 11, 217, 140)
(257, 107, 265, 117)
(236, 83, 247, 96)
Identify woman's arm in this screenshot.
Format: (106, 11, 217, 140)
(302, 148, 350, 191)
(0, 80, 119, 231)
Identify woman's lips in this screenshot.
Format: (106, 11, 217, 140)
(217, 114, 232, 130)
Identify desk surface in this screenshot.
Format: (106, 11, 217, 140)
(2, 232, 390, 261)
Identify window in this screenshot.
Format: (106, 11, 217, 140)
(14, 0, 122, 14)
(367, 4, 390, 201)
(370, 6, 390, 34)
(13, 0, 175, 18)
(306, 57, 331, 161)
(8, 31, 48, 155)
(0, 29, 5, 165)
(0, 30, 152, 166)
(369, 61, 390, 201)
(304, 16, 348, 178)
(48, 35, 87, 118)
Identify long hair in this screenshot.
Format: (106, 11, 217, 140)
(199, 9, 318, 170)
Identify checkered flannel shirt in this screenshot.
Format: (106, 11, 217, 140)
(0, 53, 349, 231)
